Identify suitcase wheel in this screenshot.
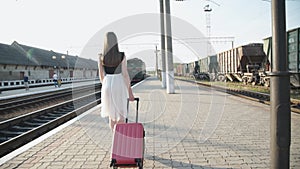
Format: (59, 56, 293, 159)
(110, 159, 116, 168)
(135, 158, 143, 169)
(138, 162, 143, 169)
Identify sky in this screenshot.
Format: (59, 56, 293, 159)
(1, 0, 300, 70)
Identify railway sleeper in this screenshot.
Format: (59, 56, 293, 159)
(51, 112, 67, 116)
(39, 115, 57, 120)
(53, 110, 68, 114)
(53, 111, 69, 115)
(46, 112, 65, 117)
(22, 121, 45, 127)
(0, 137, 10, 143)
(60, 107, 74, 112)
(11, 125, 34, 131)
(31, 118, 52, 123)
(0, 130, 23, 137)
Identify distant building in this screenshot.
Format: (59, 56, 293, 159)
(0, 41, 98, 81)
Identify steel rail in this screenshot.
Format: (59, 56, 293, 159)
(0, 80, 141, 157)
(0, 83, 101, 121)
(178, 78, 300, 114)
(0, 90, 101, 157)
(0, 83, 100, 109)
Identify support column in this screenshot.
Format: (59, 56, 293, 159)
(270, 0, 291, 168)
(160, 0, 166, 88)
(164, 0, 175, 93)
(155, 45, 159, 77)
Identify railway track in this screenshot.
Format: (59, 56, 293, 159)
(0, 83, 101, 122)
(0, 80, 143, 158)
(0, 84, 101, 157)
(178, 78, 300, 114)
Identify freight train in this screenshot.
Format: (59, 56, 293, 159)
(174, 27, 300, 88)
(175, 43, 270, 86)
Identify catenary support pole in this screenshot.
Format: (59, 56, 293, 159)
(155, 45, 159, 77)
(270, 0, 291, 168)
(160, 0, 166, 88)
(164, 0, 175, 93)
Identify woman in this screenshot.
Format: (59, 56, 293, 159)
(99, 32, 135, 130)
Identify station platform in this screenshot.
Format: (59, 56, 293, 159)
(0, 76, 299, 169)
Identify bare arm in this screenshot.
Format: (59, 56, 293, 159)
(122, 56, 134, 101)
(98, 56, 105, 83)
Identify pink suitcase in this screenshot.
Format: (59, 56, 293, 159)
(110, 98, 144, 169)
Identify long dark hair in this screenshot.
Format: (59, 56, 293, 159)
(101, 32, 123, 67)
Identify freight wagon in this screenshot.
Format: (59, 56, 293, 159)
(174, 63, 186, 76)
(263, 27, 300, 88)
(199, 55, 219, 80)
(176, 27, 300, 88)
(217, 43, 269, 85)
(176, 43, 270, 86)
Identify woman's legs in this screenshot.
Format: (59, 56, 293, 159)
(109, 117, 125, 130)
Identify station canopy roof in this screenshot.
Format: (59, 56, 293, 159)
(0, 41, 98, 69)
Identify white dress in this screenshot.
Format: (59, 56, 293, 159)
(100, 61, 128, 121)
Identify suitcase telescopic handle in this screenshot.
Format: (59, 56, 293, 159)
(126, 98, 139, 123)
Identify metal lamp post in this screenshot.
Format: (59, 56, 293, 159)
(61, 53, 70, 80)
(52, 55, 59, 76)
(154, 45, 160, 77)
(53, 51, 69, 80)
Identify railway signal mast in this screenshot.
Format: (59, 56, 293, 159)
(159, 0, 222, 93)
(204, 0, 220, 56)
(204, 4, 212, 56)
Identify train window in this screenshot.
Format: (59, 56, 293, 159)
(10, 82, 14, 86)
